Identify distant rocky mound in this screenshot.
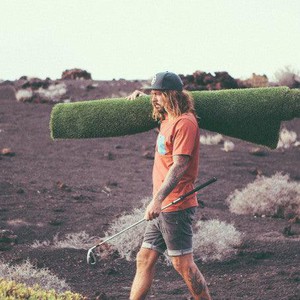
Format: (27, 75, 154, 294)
(61, 68, 92, 80)
(7, 72, 146, 103)
(179, 71, 269, 91)
(4, 67, 297, 104)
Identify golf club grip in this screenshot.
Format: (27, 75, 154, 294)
(179, 177, 217, 200)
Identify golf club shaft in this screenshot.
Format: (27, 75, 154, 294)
(93, 177, 217, 249)
(91, 218, 146, 250)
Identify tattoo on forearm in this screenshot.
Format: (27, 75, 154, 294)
(155, 155, 190, 202)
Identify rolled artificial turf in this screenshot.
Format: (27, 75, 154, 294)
(50, 87, 300, 149)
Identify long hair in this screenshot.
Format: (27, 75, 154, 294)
(152, 90, 196, 122)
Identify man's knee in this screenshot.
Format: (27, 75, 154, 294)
(136, 248, 159, 269)
(171, 254, 194, 275)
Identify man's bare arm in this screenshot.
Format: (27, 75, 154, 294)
(145, 154, 190, 220)
(154, 154, 190, 203)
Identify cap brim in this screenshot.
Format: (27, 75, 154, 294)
(142, 86, 183, 91)
(142, 85, 163, 90)
(142, 87, 183, 91)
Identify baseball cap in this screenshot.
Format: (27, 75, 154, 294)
(144, 71, 183, 91)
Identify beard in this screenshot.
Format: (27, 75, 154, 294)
(152, 104, 165, 115)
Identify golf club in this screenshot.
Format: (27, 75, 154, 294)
(87, 177, 217, 265)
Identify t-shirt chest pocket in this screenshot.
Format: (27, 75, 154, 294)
(157, 133, 173, 155)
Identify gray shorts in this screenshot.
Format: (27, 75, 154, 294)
(141, 207, 196, 256)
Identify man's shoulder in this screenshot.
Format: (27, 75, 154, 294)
(175, 113, 198, 128)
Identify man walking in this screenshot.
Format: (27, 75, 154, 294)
(127, 71, 212, 300)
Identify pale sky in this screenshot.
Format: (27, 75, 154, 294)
(0, 0, 299, 81)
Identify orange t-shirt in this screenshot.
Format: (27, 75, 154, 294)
(152, 112, 200, 212)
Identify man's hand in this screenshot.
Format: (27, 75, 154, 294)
(145, 199, 161, 221)
(126, 90, 146, 100)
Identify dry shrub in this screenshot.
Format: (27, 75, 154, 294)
(104, 198, 150, 261)
(0, 259, 70, 293)
(31, 239, 51, 248)
(243, 73, 269, 88)
(199, 133, 234, 152)
(274, 66, 300, 88)
(30, 199, 242, 263)
(37, 83, 67, 102)
(221, 140, 235, 152)
(104, 199, 242, 262)
(226, 173, 300, 219)
(15, 89, 33, 102)
(52, 231, 97, 249)
(15, 83, 67, 103)
(31, 199, 149, 261)
(277, 127, 298, 149)
(31, 231, 98, 249)
(193, 220, 242, 261)
(200, 133, 223, 145)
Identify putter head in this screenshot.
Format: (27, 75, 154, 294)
(87, 248, 97, 265)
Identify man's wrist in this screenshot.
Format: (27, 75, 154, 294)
(153, 196, 163, 204)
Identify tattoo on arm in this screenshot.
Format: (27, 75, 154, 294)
(154, 154, 190, 203)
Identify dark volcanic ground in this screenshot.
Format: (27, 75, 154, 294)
(0, 82, 300, 299)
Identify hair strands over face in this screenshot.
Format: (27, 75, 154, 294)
(152, 90, 196, 121)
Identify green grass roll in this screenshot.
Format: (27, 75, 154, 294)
(50, 97, 156, 139)
(193, 87, 299, 148)
(50, 87, 300, 149)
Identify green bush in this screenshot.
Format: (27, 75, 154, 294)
(0, 278, 86, 300)
(50, 87, 300, 149)
(226, 173, 300, 219)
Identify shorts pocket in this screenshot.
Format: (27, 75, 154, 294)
(162, 211, 180, 225)
(181, 207, 196, 224)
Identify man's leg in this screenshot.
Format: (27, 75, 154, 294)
(130, 248, 160, 300)
(171, 253, 212, 300)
